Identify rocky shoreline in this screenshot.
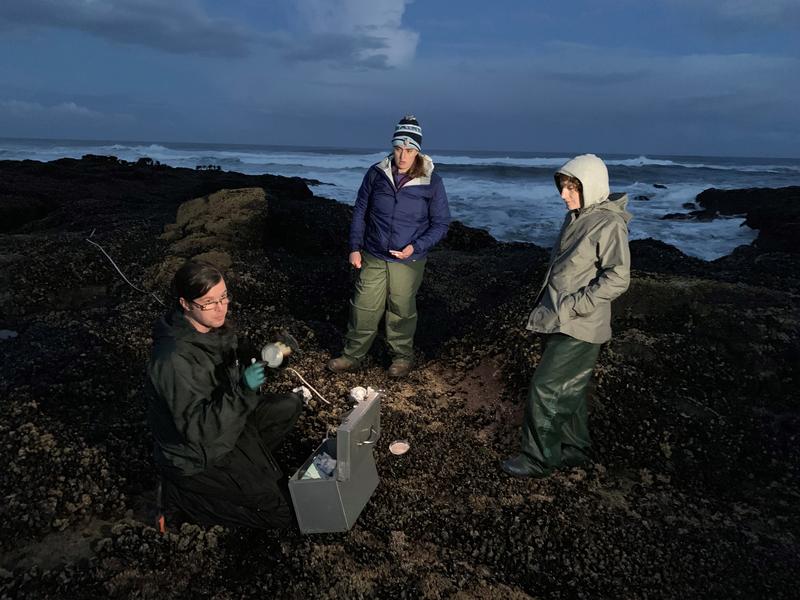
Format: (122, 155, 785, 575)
(1, 156, 798, 599)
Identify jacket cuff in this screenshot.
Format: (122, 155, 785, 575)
(239, 385, 261, 409)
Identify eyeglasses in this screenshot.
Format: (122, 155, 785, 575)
(191, 292, 232, 311)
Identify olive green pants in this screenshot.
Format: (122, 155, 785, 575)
(343, 252, 427, 362)
(520, 333, 601, 474)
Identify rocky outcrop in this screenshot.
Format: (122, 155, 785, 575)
(695, 186, 800, 252)
(0, 154, 312, 232)
(655, 186, 799, 253)
(154, 187, 267, 284)
(0, 158, 797, 599)
(440, 220, 498, 251)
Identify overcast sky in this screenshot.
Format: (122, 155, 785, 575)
(1, 0, 798, 157)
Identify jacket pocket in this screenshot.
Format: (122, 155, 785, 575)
(528, 292, 558, 332)
(557, 292, 576, 322)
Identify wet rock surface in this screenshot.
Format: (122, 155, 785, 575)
(678, 186, 800, 253)
(654, 186, 800, 255)
(1, 157, 798, 599)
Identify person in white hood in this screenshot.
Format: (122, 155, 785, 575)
(502, 154, 631, 478)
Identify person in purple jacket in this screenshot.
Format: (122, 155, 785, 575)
(328, 115, 451, 378)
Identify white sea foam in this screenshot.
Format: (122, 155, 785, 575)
(0, 138, 793, 260)
(2, 140, 798, 174)
(219, 150, 385, 170)
(435, 154, 569, 168)
(588, 182, 757, 259)
(607, 155, 800, 173)
(433, 153, 800, 174)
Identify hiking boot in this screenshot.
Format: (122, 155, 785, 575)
(387, 359, 412, 378)
(501, 454, 552, 479)
(327, 356, 360, 373)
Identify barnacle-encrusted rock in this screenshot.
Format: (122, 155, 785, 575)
(0, 156, 797, 599)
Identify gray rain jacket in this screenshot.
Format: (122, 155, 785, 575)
(527, 154, 632, 344)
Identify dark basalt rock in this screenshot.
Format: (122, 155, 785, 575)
(696, 186, 800, 253)
(629, 238, 708, 275)
(0, 196, 52, 232)
(661, 210, 718, 222)
(262, 192, 351, 256)
(440, 220, 498, 251)
(0, 158, 797, 599)
(661, 212, 694, 220)
(690, 209, 718, 222)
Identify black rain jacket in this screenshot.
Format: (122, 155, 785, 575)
(146, 309, 265, 476)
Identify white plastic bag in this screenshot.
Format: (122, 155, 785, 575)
(293, 386, 312, 404)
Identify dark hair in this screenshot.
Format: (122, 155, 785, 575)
(171, 260, 223, 303)
(403, 154, 426, 180)
(555, 173, 584, 204)
(556, 173, 582, 190)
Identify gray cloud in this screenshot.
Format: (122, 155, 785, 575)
(666, 0, 800, 27)
(0, 96, 138, 140)
(275, 0, 419, 69)
(350, 46, 800, 155)
(265, 31, 397, 69)
(0, 99, 105, 119)
(541, 70, 649, 86)
(0, 1, 420, 69)
(0, 0, 255, 58)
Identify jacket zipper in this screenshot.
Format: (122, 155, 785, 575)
(534, 212, 579, 303)
(380, 165, 399, 254)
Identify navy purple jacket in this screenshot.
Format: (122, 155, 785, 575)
(349, 154, 451, 262)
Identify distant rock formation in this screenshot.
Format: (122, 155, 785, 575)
(696, 187, 800, 253)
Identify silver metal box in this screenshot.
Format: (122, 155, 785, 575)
(288, 390, 381, 534)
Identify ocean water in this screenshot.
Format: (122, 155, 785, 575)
(2, 138, 798, 260)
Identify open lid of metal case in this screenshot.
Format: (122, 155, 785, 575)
(336, 389, 382, 481)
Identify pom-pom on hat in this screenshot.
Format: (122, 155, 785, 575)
(392, 115, 422, 151)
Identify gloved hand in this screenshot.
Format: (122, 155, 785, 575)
(242, 362, 266, 391)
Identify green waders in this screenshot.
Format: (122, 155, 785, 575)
(343, 252, 427, 362)
(520, 333, 601, 475)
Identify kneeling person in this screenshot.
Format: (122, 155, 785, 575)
(147, 260, 302, 528)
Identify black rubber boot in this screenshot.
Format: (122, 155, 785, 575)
(501, 454, 552, 479)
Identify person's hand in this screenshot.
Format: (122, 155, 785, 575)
(349, 251, 362, 269)
(242, 362, 266, 391)
(389, 244, 414, 260)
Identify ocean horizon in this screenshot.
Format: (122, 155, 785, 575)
(3, 136, 799, 261)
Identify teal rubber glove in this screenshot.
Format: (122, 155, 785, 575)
(242, 361, 266, 391)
